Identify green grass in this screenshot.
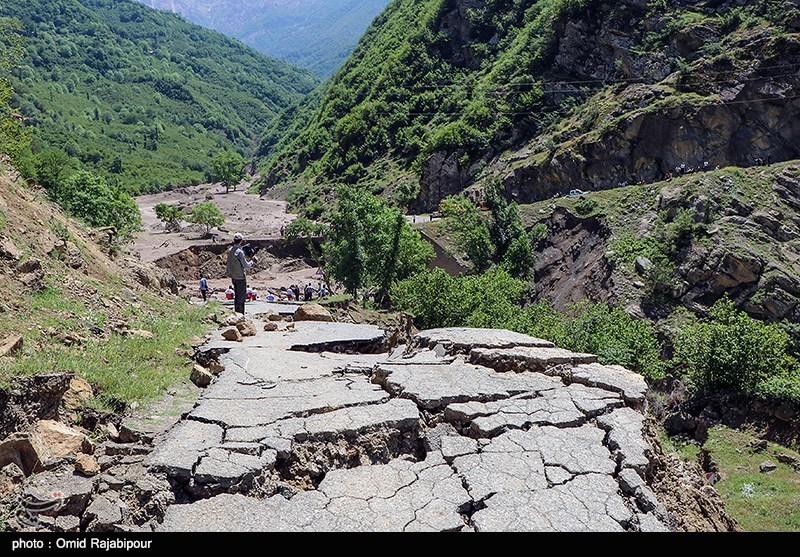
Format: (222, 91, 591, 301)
(0, 285, 214, 412)
(661, 425, 800, 532)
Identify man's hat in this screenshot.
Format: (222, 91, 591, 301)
(233, 232, 244, 241)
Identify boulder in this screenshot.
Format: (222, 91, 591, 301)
(294, 303, 334, 322)
(634, 256, 653, 276)
(263, 321, 278, 332)
(759, 461, 777, 473)
(189, 336, 206, 348)
(61, 377, 94, 412)
(75, 453, 100, 476)
(30, 420, 92, 461)
(221, 328, 243, 342)
(17, 258, 42, 273)
(0, 236, 22, 261)
(0, 334, 23, 358)
(0, 434, 41, 476)
(236, 320, 258, 337)
(190, 365, 214, 388)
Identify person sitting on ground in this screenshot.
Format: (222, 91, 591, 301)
(225, 285, 235, 300)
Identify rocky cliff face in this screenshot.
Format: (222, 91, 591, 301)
(525, 163, 800, 324)
(416, 0, 800, 210)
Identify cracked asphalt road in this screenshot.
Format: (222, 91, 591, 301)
(153, 313, 673, 532)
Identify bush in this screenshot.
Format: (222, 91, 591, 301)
(507, 301, 666, 379)
(154, 203, 184, 232)
(188, 202, 224, 235)
(393, 267, 526, 330)
(55, 170, 141, 241)
(674, 297, 798, 396)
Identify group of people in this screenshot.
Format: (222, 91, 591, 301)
(197, 232, 330, 315)
(281, 283, 328, 301)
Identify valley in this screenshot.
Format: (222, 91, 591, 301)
(1, 0, 799, 535)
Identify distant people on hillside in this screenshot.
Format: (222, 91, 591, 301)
(225, 285, 234, 300)
(318, 283, 328, 298)
(280, 224, 285, 237)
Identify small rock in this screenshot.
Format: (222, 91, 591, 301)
(759, 461, 777, 473)
(221, 327, 243, 342)
(190, 364, 214, 388)
(104, 443, 149, 457)
(75, 453, 100, 476)
(126, 329, 154, 339)
(17, 258, 42, 273)
(236, 320, 257, 337)
(263, 321, 278, 332)
(749, 439, 768, 453)
(98, 423, 119, 442)
(267, 312, 284, 322)
(189, 336, 206, 348)
(208, 361, 225, 375)
(224, 313, 244, 327)
(0, 334, 23, 358)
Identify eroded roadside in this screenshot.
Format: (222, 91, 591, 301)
(3, 307, 738, 532)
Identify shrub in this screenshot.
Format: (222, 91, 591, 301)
(674, 297, 798, 395)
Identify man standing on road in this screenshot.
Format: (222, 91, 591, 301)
(225, 232, 257, 315)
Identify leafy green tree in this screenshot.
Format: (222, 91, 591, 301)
(0, 16, 31, 171)
(33, 149, 71, 191)
(325, 186, 433, 299)
(440, 195, 494, 273)
(392, 267, 526, 330)
(211, 151, 246, 193)
(188, 201, 224, 236)
(55, 170, 141, 241)
(440, 186, 535, 279)
(154, 203, 184, 232)
(674, 297, 797, 395)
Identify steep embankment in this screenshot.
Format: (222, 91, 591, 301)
(4, 0, 318, 193)
(258, 0, 800, 214)
(0, 157, 209, 426)
(523, 162, 800, 325)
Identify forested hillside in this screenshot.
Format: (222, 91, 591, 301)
(258, 0, 799, 214)
(2, 0, 317, 194)
(136, 0, 390, 78)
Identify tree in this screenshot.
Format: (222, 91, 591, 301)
(188, 201, 224, 236)
(324, 186, 434, 299)
(440, 195, 494, 273)
(154, 202, 184, 232)
(674, 297, 797, 395)
(210, 151, 245, 193)
(55, 170, 141, 241)
(33, 149, 71, 191)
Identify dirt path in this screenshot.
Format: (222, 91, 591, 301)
(132, 181, 295, 263)
(131, 181, 330, 299)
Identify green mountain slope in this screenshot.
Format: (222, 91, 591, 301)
(3, 0, 318, 194)
(136, 0, 390, 78)
(258, 0, 800, 213)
